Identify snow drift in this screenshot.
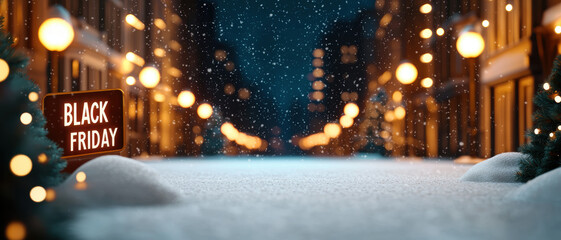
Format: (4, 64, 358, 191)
(507, 167, 561, 203)
(460, 152, 525, 183)
(55, 155, 182, 207)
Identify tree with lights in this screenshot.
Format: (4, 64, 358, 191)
(358, 89, 389, 155)
(519, 55, 561, 182)
(0, 18, 66, 238)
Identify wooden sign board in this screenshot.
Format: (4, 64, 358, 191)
(43, 89, 124, 158)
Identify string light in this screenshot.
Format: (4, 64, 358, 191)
(197, 103, 213, 119)
(543, 83, 550, 90)
(556, 26, 561, 34)
(125, 76, 136, 86)
(550, 132, 555, 138)
(419, 4, 432, 14)
(0, 58, 8, 82)
(555, 95, 561, 103)
(534, 128, 541, 135)
(28, 92, 39, 102)
(20, 112, 32, 125)
(343, 103, 360, 118)
(10, 154, 32, 177)
(482, 20, 490, 28)
(436, 28, 445, 36)
(505, 4, 513, 12)
(29, 186, 47, 202)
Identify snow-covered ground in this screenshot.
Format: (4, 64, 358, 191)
(62, 156, 560, 240)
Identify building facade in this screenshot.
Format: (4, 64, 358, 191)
(1, 0, 193, 158)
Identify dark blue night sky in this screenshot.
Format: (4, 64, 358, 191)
(210, 0, 374, 112)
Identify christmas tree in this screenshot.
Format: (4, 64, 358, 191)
(0, 18, 66, 238)
(518, 55, 561, 182)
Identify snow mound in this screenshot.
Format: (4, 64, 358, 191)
(507, 167, 561, 203)
(55, 155, 182, 207)
(460, 152, 525, 182)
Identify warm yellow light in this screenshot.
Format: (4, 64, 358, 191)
(419, 4, 432, 14)
(340, 115, 354, 128)
(313, 49, 325, 58)
(555, 95, 561, 103)
(197, 103, 213, 119)
(124, 76, 135, 86)
(10, 154, 32, 177)
(76, 171, 86, 183)
(29, 186, 47, 203)
(421, 77, 434, 88)
(396, 62, 418, 84)
(505, 4, 513, 12)
(154, 18, 167, 29)
(436, 27, 445, 36)
(420, 53, 433, 63)
(194, 136, 204, 145)
(45, 188, 56, 202)
(178, 91, 196, 108)
(380, 14, 392, 27)
(534, 128, 541, 134)
(0, 58, 9, 82)
(378, 71, 392, 85)
(154, 48, 166, 57)
(324, 123, 342, 138)
(28, 92, 39, 102)
(311, 91, 324, 101)
(420, 28, 432, 39)
(392, 91, 403, 102)
(394, 106, 406, 120)
(36, 153, 47, 164)
(125, 14, 145, 30)
(38, 18, 74, 52)
(482, 20, 490, 28)
(153, 92, 165, 102)
(221, 122, 239, 141)
(556, 26, 561, 34)
(312, 68, 325, 78)
(139, 66, 160, 88)
(384, 111, 395, 122)
(170, 40, 182, 51)
(344, 103, 360, 118)
(544, 83, 551, 90)
(126, 52, 145, 66)
(20, 112, 32, 125)
(5, 221, 26, 240)
(456, 31, 485, 58)
(312, 81, 325, 90)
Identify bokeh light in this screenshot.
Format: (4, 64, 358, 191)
(396, 62, 418, 84)
(5, 221, 26, 240)
(456, 31, 485, 58)
(38, 18, 74, 51)
(29, 186, 47, 203)
(436, 27, 445, 36)
(10, 154, 32, 177)
(420, 28, 432, 39)
(0, 58, 9, 82)
(20, 112, 32, 125)
(125, 76, 136, 86)
(324, 123, 342, 138)
(197, 103, 213, 119)
(419, 4, 432, 14)
(139, 66, 160, 88)
(421, 77, 434, 88)
(177, 91, 196, 108)
(394, 106, 406, 120)
(344, 103, 360, 118)
(340, 115, 354, 128)
(28, 92, 39, 102)
(76, 171, 86, 183)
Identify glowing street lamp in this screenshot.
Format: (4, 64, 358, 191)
(456, 31, 485, 59)
(38, 5, 74, 52)
(396, 61, 418, 85)
(456, 28, 484, 157)
(38, 5, 75, 93)
(139, 65, 160, 88)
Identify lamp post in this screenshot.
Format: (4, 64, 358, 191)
(38, 5, 75, 93)
(456, 28, 484, 157)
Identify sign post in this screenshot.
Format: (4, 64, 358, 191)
(43, 89, 125, 159)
